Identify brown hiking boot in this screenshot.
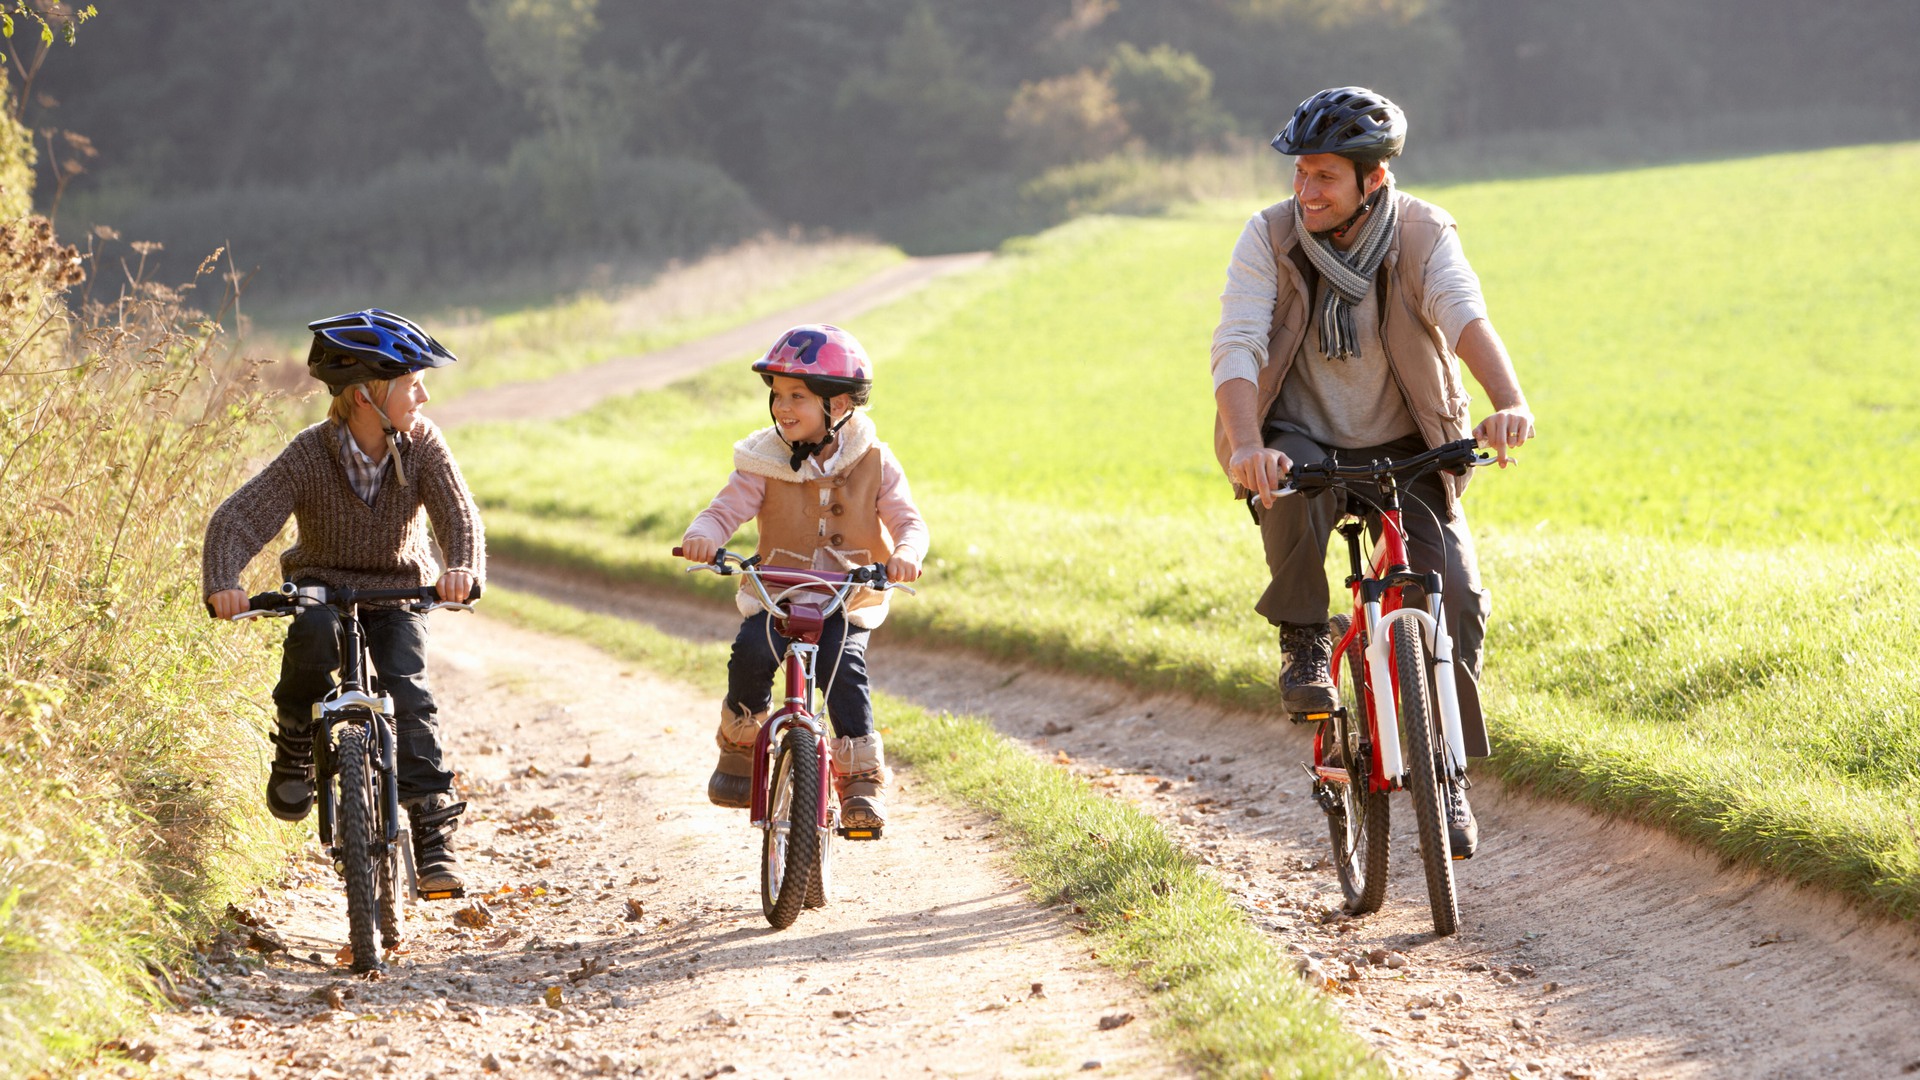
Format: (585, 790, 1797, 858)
(831, 733, 889, 832)
(1279, 621, 1338, 719)
(708, 703, 765, 809)
(405, 792, 467, 897)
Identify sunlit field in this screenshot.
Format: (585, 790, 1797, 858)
(451, 143, 1920, 915)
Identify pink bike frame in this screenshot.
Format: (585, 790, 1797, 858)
(740, 565, 851, 832)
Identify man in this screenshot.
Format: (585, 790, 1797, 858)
(1209, 86, 1535, 858)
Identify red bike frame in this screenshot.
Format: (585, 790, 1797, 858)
(742, 564, 842, 832)
(1314, 507, 1415, 796)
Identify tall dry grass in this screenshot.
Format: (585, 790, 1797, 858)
(0, 226, 292, 1072)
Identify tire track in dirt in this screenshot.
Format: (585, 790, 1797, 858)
(137, 610, 1180, 1079)
(432, 253, 990, 429)
(493, 559, 1920, 1080)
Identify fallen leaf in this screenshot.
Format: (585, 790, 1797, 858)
(579, 753, 593, 767)
(1053, 750, 1074, 765)
(334, 944, 354, 967)
(543, 985, 563, 1009)
(1097, 1013, 1134, 1031)
(624, 899, 646, 922)
(453, 899, 494, 929)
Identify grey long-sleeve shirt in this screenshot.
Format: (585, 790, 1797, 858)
(1209, 209, 1490, 449)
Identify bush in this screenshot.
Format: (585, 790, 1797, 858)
(1106, 43, 1233, 155)
(65, 149, 769, 304)
(0, 219, 292, 1071)
(1004, 69, 1131, 172)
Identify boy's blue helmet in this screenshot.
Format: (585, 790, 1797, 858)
(306, 309, 457, 396)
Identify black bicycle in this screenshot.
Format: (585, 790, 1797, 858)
(220, 581, 479, 972)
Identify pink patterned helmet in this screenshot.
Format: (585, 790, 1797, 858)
(752, 324, 872, 398)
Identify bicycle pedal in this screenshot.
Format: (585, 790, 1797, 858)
(1289, 708, 1342, 726)
(837, 826, 883, 841)
(416, 887, 466, 901)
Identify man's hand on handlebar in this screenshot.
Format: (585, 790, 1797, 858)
(436, 569, 475, 604)
(1228, 444, 1293, 508)
(679, 536, 719, 564)
(207, 588, 249, 620)
(1473, 405, 1535, 468)
(886, 551, 921, 584)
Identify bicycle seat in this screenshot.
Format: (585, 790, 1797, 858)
(778, 603, 826, 642)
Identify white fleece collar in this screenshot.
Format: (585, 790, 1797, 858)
(733, 410, 876, 481)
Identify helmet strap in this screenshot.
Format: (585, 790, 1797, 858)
(1326, 183, 1387, 243)
(356, 385, 409, 486)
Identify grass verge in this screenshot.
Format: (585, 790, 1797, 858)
(480, 585, 1386, 1079)
(0, 236, 296, 1073)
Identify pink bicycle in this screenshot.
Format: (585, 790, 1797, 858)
(672, 547, 912, 928)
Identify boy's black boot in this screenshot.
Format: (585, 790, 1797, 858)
(406, 792, 468, 896)
(1278, 621, 1338, 717)
(708, 703, 765, 808)
(265, 714, 316, 822)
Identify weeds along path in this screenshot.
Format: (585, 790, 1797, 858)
(139, 610, 1178, 1079)
(431, 252, 990, 428)
(492, 560, 1920, 1080)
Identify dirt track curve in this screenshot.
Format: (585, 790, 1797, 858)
(431, 253, 991, 428)
(150, 259, 1920, 1079)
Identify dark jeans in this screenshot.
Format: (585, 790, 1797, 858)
(725, 611, 873, 739)
(271, 595, 453, 800)
(1254, 430, 1492, 756)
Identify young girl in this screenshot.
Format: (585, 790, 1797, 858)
(679, 324, 928, 830)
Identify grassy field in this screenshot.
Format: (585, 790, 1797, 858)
(449, 142, 1920, 916)
(482, 586, 1387, 1079)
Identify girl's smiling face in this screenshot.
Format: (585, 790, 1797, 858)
(768, 375, 841, 445)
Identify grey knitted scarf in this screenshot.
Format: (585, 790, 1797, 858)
(1294, 181, 1399, 361)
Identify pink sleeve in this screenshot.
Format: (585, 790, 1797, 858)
(684, 471, 766, 548)
(877, 447, 929, 562)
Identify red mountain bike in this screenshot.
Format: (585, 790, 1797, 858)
(1257, 437, 1493, 936)
(672, 547, 912, 929)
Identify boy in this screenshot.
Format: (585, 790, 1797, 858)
(204, 309, 484, 894)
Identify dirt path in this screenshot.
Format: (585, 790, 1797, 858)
(137, 610, 1179, 1079)
(492, 561, 1920, 1080)
(432, 253, 990, 428)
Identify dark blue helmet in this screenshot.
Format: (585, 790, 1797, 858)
(1271, 86, 1406, 162)
(306, 308, 457, 396)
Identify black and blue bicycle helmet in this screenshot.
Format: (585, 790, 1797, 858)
(306, 309, 458, 396)
(1270, 86, 1406, 161)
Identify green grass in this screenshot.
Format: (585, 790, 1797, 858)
(449, 142, 1920, 916)
(481, 586, 1387, 1079)
(0, 280, 298, 1072)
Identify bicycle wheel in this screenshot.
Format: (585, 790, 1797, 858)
(761, 725, 821, 929)
(376, 730, 407, 949)
(1394, 618, 1459, 936)
(1323, 614, 1390, 915)
(805, 804, 833, 909)
(334, 723, 383, 971)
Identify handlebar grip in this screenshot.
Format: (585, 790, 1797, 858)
(672, 546, 685, 558)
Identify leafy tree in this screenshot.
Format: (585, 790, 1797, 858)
(1105, 42, 1231, 154)
(1005, 68, 1130, 171)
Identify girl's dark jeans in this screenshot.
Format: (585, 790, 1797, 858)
(271, 596, 453, 800)
(725, 610, 873, 738)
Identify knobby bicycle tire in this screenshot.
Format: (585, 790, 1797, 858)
(1325, 613, 1391, 915)
(761, 726, 821, 929)
(335, 723, 383, 971)
(376, 733, 404, 951)
(1394, 619, 1459, 936)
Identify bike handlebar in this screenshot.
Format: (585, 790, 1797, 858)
(210, 580, 484, 620)
(670, 547, 914, 618)
(1254, 438, 1491, 502)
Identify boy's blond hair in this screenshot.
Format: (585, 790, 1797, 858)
(326, 378, 392, 424)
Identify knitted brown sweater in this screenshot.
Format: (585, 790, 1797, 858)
(202, 418, 485, 597)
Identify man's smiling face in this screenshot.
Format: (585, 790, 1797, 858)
(1293, 152, 1380, 236)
